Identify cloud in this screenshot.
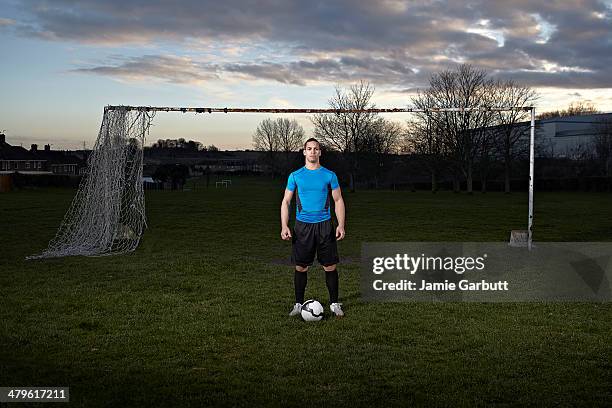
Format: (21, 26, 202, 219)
(0, 18, 16, 26)
(11, 0, 612, 89)
(71, 54, 423, 88)
(492, 69, 612, 89)
(223, 63, 306, 86)
(72, 55, 218, 84)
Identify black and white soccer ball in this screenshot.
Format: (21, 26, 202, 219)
(301, 299, 324, 321)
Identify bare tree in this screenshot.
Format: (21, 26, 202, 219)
(492, 79, 539, 193)
(253, 118, 281, 177)
(362, 118, 404, 188)
(312, 81, 377, 191)
(276, 118, 305, 153)
(538, 101, 600, 120)
(253, 118, 279, 153)
(253, 117, 304, 177)
(412, 65, 497, 193)
(363, 118, 402, 154)
(404, 102, 447, 192)
(276, 118, 305, 177)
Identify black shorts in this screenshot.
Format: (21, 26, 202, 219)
(291, 219, 339, 267)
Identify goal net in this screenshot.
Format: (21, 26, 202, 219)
(28, 107, 153, 259)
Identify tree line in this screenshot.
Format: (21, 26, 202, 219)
(150, 138, 219, 152)
(252, 64, 611, 192)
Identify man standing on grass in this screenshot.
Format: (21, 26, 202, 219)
(280, 138, 346, 318)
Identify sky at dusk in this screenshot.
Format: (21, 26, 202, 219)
(1, 0, 611, 150)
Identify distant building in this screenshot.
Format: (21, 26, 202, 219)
(480, 112, 612, 160)
(0, 134, 85, 175)
(143, 149, 268, 175)
(534, 113, 612, 159)
(0, 134, 46, 173)
(193, 157, 262, 174)
(30, 144, 84, 175)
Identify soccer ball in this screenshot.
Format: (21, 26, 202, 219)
(301, 299, 324, 322)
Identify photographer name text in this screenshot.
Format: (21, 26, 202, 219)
(372, 279, 509, 291)
(371, 253, 508, 292)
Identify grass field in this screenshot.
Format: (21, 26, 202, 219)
(1, 177, 611, 406)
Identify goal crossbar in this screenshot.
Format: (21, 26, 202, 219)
(105, 105, 533, 114)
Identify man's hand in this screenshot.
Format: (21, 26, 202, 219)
(281, 226, 292, 241)
(336, 226, 345, 241)
(331, 187, 345, 241)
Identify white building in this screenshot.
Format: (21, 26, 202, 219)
(535, 113, 612, 159)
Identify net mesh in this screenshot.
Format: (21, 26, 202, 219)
(28, 107, 154, 259)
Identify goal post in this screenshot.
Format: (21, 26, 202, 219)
(28, 105, 536, 259)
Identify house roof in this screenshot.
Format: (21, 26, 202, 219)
(539, 112, 612, 124)
(0, 138, 84, 164)
(0, 144, 38, 160)
(32, 150, 83, 164)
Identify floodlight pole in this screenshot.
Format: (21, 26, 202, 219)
(528, 107, 536, 250)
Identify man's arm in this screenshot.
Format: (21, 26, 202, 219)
(332, 187, 345, 240)
(280, 188, 294, 240)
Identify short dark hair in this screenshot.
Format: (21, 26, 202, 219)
(303, 138, 320, 149)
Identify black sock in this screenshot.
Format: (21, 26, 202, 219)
(325, 269, 339, 303)
(294, 269, 307, 304)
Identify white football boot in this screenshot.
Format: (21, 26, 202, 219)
(330, 303, 344, 318)
(289, 303, 302, 316)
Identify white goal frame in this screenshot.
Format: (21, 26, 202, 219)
(31, 104, 536, 259)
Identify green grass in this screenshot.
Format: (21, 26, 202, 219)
(1, 177, 611, 407)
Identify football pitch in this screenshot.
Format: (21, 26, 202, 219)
(1, 177, 611, 406)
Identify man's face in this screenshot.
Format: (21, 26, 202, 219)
(304, 141, 321, 163)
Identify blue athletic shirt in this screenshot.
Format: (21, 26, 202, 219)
(286, 166, 340, 223)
